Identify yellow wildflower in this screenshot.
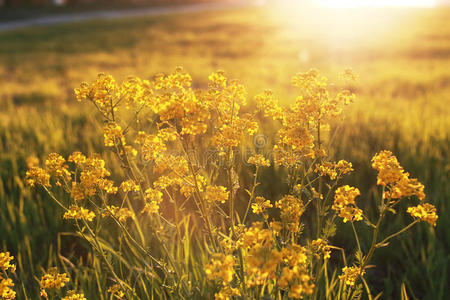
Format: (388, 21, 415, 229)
(103, 206, 134, 222)
(107, 284, 125, 299)
(205, 185, 229, 204)
(205, 253, 235, 286)
(372, 150, 425, 200)
(339, 266, 364, 286)
(44, 153, 71, 185)
(278, 244, 314, 298)
(62, 290, 86, 300)
(74, 73, 119, 116)
(0, 253, 15, 273)
(120, 76, 154, 109)
(315, 160, 353, 180)
(276, 195, 304, 232)
(407, 203, 438, 226)
(25, 165, 51, 187)
(247, 154, 270, 167)
(103, 122, 125, 147)
(39, 267, 70, 296)
(120, 179, 140, 193)
(0, 278, 15, 300)
(269, 221, 283, 236)
(251, 196, 273, 214)
(255, 90, 284, 120)
(311, 238, 331, 260)
(241, 222, 274, 250)
(68, 151, 86, 166)
(142, 188, 163, 214)
(214, 286, 241, 300)
(63, 205, 95, 222)
(135, 131, 167, 161)
(332, 185, 363, 223)
(69, 154, 117, 200)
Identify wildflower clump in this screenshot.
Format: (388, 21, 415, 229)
(247, 154, 270, 167)
(372, 150, 425, 200)
(0, 252, 16, 300)
(407, 203, 438, 226)
(63, 205, 95, 222)
(332, 185, 363, 223)
(205, 254, 235, 286)
(339, 266, 365, 286)
(39, 267, 70, 298)
(315, 160, 353, 180)
(62, 291, 86, 300)
(23, 68, 438, 299)
(251, 196, 273, 215)
(107, 284, 125, 299)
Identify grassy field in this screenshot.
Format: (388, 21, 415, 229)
(0, 3, 449, 299)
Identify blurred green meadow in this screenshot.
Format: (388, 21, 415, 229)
(0, 3, 449, 299)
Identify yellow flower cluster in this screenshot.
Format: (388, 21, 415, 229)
(407, 203, 438, 226)
(107, 284, 125, 299)
(39, 267, 70, 298)
(205, 185, 229, 204)
(25, 166, 50, 187)
(251, 196, 273, 215)
(205, 254, 235, 286)
(256, 69, 354, 167)
(120, 76, 154, 110)
(62, 290, 86, 300)
(332, 185, 363, 223)
(75, 73, 119, 116)
(255, 90, 284, 120)
(208, 71, 258, 154)
(103, 122, 125, 147)
(155, 68, 210, 136)
(103, 206, 134, 222)
(26, 153, 71, 187)
(311, 238, 331, 260)
(25, 68, 439, 300)
(315, 160, 353, 180)
(135, 131, 167, 161)
(241, 222, 279, 286)
(63, 205, 96, 222)
(45, 153, 72, 184)
(0, 278, 15, 300)
(214, 285, 241, 300)
(237, 222, 314, 298)
(142, 188, 163, 214)
(0, 253, 15, 273)
(247, 154, 270, 167)
(339, 266, 364, 286)
(372, 150, 425, 200)
(275, 195, 304, 232)
(68, 152, 117, 200)
(120, 179, 141, 193)
(278, 245, 314, 298)
(0, 252, 15, 300)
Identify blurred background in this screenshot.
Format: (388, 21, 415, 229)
(0, 0, 448, 299)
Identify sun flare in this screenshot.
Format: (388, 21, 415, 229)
(314, 0, 436, 7)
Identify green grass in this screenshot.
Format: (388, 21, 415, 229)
(0, 4, 448, 299)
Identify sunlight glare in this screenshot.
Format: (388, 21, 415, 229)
(314, 0, 436, 7)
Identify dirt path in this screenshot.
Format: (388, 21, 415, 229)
(0, 1, 254, 32)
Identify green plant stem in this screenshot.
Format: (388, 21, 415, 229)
(376, 220, 419, 248)
(351, 222, 362, 254)
(242, 166, 259, 223)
